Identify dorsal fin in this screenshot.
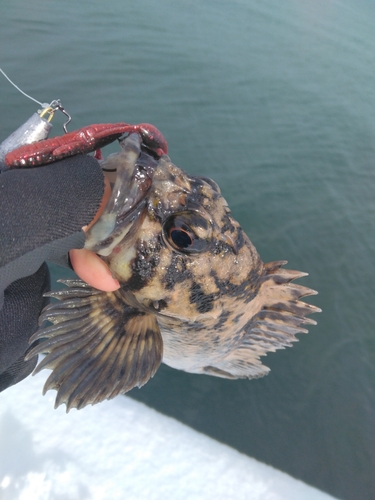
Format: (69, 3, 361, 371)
(203, 261, 321, 379)
(26, 280, 163, 412)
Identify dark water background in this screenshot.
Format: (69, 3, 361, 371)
(1, 1, 374, 498)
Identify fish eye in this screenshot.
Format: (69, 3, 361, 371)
(170, 226, 193, 249)
(163, 213, 210, 254)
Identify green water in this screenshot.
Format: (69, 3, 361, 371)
(1, 1, 374, 498)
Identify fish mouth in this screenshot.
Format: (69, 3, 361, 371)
(85, 133, 158, 256)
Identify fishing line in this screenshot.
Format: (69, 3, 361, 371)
(0, 67, 44, 107)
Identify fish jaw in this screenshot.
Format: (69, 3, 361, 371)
(84, 133, 158, 256)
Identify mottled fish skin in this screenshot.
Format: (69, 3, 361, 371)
(27, 134, 320, 411)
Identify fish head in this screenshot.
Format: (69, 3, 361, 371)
(104, 155, 261, 320)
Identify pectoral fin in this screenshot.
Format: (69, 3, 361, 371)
(26, 280, 163, 412)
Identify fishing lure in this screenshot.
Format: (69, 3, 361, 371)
(0, 69, 167, 170)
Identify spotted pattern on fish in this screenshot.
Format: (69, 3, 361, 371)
(27, 134, 320, 411)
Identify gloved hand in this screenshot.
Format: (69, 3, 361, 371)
(0, 155, 105, 391)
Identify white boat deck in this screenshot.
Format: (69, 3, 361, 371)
(0, 370, 338, 500)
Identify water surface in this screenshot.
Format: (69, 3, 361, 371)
(1, 1, 374, 498)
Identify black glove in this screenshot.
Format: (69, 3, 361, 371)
(0, 155, 104, 391)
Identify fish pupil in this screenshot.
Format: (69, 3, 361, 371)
(170, 227, 193, 248)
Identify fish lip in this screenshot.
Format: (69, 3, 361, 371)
(84, 134, 158, 254)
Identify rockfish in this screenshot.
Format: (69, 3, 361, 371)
(27, 134, 320, 411)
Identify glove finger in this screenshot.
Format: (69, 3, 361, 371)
(0, 263, 50, 391)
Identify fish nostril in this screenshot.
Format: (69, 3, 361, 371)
(197, 176, 221, 193)
(217, 233, 238, 255)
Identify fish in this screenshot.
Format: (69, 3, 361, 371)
(26, 133, 320, 411)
